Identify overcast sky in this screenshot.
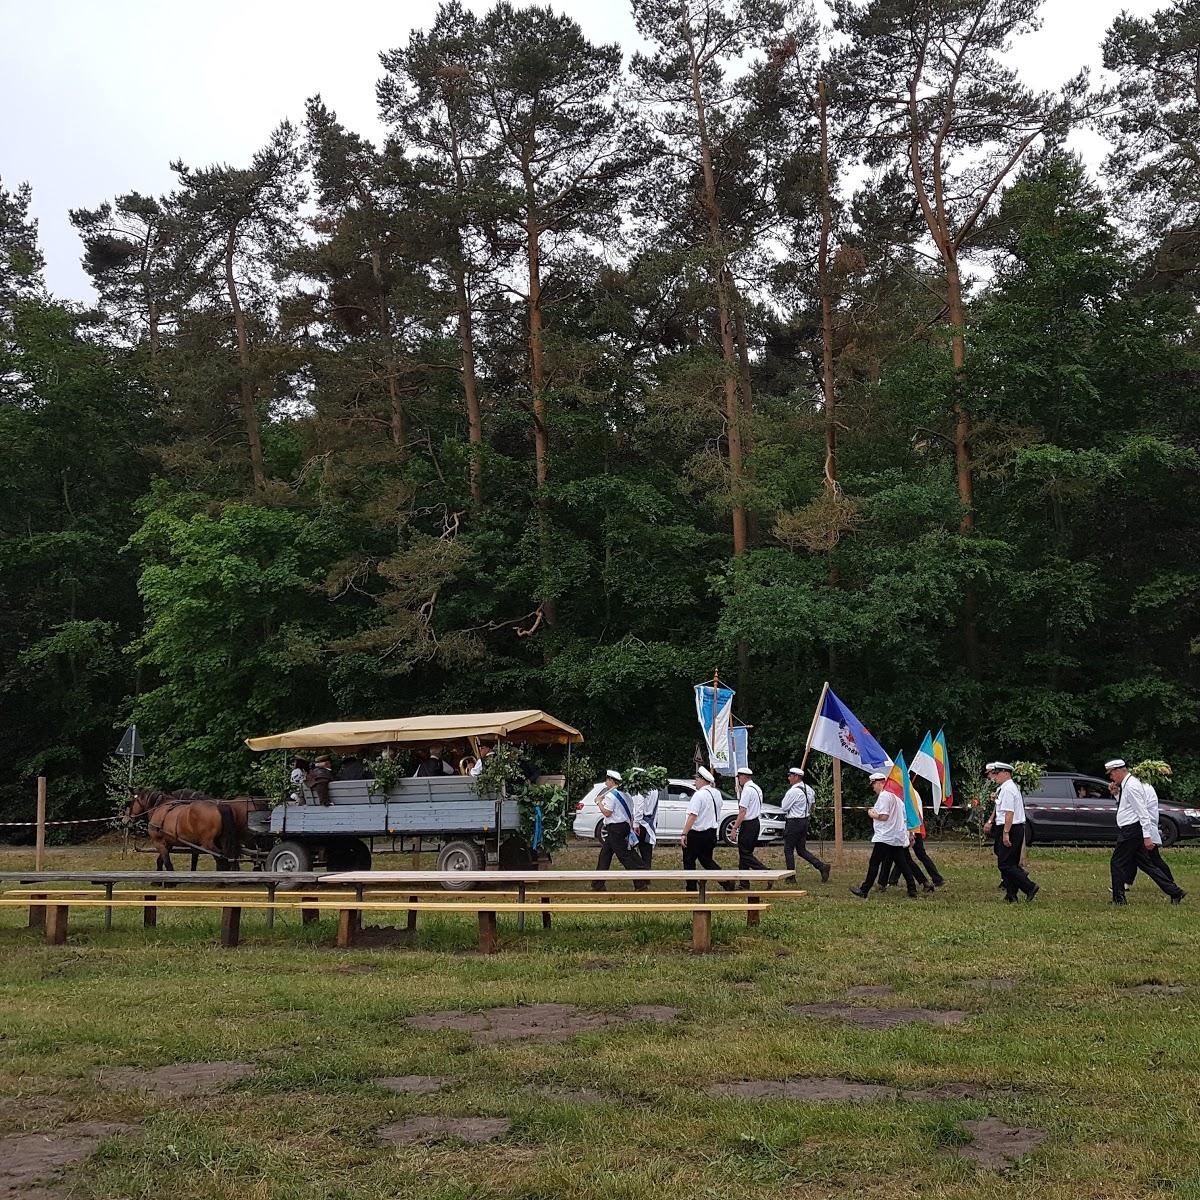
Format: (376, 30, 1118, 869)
(1, 0, 1159, 302)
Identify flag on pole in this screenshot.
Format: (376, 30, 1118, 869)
(729, 725, 749, 776)
(910, 731, 942, 813)
(694, 683, 735, 774)
(810, 687, 892, 774)
(933, 728, 954, 807)
(882, 751, 922, 831)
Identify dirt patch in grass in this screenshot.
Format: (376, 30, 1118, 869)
(958, 1117, 1046, 1168)
(405, 1003, 679, 1044)
(1123, 983, 1186, 994)
(0, 1122, 138, 1200)
(529, 1086, 607, 1105)
(789, 1002, 967, 1030)
(374, 1075, 449, 1095)
(962, 977, 1016, 991)
(377, 1116, 511, 1145)
(95, 1061, 256, 1097)
(708, 1077, 992, 1103)
(582, 959, 614, 971)
(846, 985, 896, 998)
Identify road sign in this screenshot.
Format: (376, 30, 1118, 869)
(116, 726, 144, 758)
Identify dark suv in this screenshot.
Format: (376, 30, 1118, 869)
(1023, 771, 1200, 847)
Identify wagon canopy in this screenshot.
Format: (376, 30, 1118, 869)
(245, 710, 583, 751)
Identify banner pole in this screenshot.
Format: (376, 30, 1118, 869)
(799, 681, 829, 774)
(35, 776, 47, 870)
(710, 668, 719, 766)
(832, 758, 843, 865)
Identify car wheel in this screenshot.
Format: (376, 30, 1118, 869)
(267, 840, 312, 874)
(325, 838, 371, 871)
(1158, 817, 1179, 848)
(1024, 822, 1035, 848)
(594, 819, 605, 842)
(437, 840, 485, 890)
(719, 816, 737, 845)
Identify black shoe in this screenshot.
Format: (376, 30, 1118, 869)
(1111, 897, 1127, 905)
(1171, 891, 1186, 905)
(849, 886, 868, 898)
(1005, 895, 1018, 904)
(906, 889, 919, 899)
(1026, 884, 1040, 902)
(783, 872, 797, 883)
(878, 883, 889, 892)
(819, 865, 831, 884)
(932, 878, 946, 888)
(922, 883, 936, 893)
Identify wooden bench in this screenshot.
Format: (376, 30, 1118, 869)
(2, 896, 767, 954)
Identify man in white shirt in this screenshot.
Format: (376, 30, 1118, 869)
(1122, 778, 1176, 893)
(1105, 759, 1185, 905)
(633, 786, 659, 868)
(780, 767, 830, 883)
(849, 772, 918, 898)
(983, 762, 1039, 902)
(729, 767, 768, 887)
(681, 767, 734, 893)
(592, 770, 649, 892)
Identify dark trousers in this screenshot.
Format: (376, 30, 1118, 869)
(1111, 824, 1182, 901)
(683, 827, 734, 892)
(885, 834, 942, 886)
(736, 817, 767, 886)
(783, 817, 828, 875)
(994, 825, 1036, 898)
(637, 826, 654, 869)
(593, 822, 647, 890)
(861, 842, 916, 894)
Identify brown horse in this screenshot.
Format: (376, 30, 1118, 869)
(125, 789, 256, 871)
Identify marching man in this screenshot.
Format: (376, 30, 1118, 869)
(634, 784, 659, 868)
(780, 767, 830, 883)
(681, 767, 734, 893)
(983, 763, 1039, 902)
(729, 766, 769, 888)
(850, 771, 919, 898)
(591, 770, 649, 892)
(1105, 758, 1185, 905)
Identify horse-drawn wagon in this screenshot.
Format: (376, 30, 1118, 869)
(243, 710, 583, 884)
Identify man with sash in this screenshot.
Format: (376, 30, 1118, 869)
(633, 784, 659, 868)
(681, 767, 735, 892)
(591, 770, 649, 892)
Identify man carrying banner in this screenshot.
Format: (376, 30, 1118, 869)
(591, 770, 649, 892)
(983, 762, 1039, 902)
(729, 767, 769, 887)
(850, 771, 919, 898)
(681, 767, 734, 893)
(781, 767, 830, 883)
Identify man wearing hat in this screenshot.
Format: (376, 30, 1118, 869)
(850, 771, 919, 898)
(1105, 759, 1185, 905)
(591, 770, 649, 892)
(306, 755, 334, 806)
(681, 767, 734, 892)
(729, 766, 769, 887)
(780, 767, 830, 883)
(983, 763, 1039, 902)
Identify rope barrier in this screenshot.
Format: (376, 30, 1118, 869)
(0, 816, 114, 827)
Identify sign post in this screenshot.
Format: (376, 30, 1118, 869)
(116, 726, 145, 857)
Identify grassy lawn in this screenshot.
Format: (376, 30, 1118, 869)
(2, 838, 1199, 1200)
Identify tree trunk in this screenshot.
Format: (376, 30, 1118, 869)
(457, 266, 484, 508)
(370, 248, 408, 459)
(945, 253, 973, 531)
(816, 79, 837, 496)
(224, 228, 266, 492)
(688, 31, 748, 556)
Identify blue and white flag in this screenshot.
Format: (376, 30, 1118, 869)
(694, 683, 735, 773)
(728, 725, 750, 777)
(809, 687, 892, 774)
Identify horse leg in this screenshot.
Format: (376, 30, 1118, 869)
(191, 851, 200, 871)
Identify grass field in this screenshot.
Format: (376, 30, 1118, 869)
(2, 838, 1199, 1200)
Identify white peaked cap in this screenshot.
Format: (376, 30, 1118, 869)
(1104, 758, 1126, 771)
(787, 766, 804, 777)
(696, 766, 715, 783)
(869, 771, 887, 782)
(992, 761, 1014, 773)
(736, 766, 753, 776)
(984, 761, 998, 771)
(605, 769, 622, 781)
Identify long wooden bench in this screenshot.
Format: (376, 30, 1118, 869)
(2, 897, 768, 954)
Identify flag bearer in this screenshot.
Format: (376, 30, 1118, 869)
(681, 767, 734, 893)
(780, 767, 830, 883)
(591, 770, 649, 892)
(850, 772, 918, 898)
(730, 767, 769, 887)
(1105, 759, 1185, 905)
(983, 763, 1039, 902)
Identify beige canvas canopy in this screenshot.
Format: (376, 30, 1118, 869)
(245, 710, 583, 751)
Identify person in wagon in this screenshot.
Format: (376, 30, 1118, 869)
(306, 755, 334, 806)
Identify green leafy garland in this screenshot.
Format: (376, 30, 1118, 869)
(624, 765, 668, 795)
(470, 744, 573, 854)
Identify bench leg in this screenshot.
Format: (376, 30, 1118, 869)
(103, 882, 115, 930)
(541, 895, 552, 930)
(266, 883, 276, 930)
(45, 904, 69, 946)
(406, 895, 418, 933)
(692, 909, 712, 953)
(143, 895, 157, 928)
(517, 883, 526, 933)
(478, 910, 498, 954)
(746, 895, 761, 928)
(28, 892, 46, 930)
(302, 895, 318, 925)
(337, 907, 355, 949)
(220, 905, 241, 948)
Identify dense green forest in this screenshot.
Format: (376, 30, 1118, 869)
(2, 0, 1199, 823)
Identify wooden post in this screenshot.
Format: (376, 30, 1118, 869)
(517, 882, 526, 933)
(352, 885, 364, 935)
(541, 895, 551, 930)
(477, 910, 498, 954)
(746, 894, 761, 928)
(302, 894, 318, 925)
(220, 905, 242, 948)
(35, 777, 47, 870)
(143, 895, 157, 928)
(833, 757, 844, 865)
(692, 908, 712, 953)
(45, 904, 69, 945)
(406, 894, 418, 933)
(336, 907, 355, 949)
(27, 892, 46, 930)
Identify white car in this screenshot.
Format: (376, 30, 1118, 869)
(573, 778, 786, 846)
